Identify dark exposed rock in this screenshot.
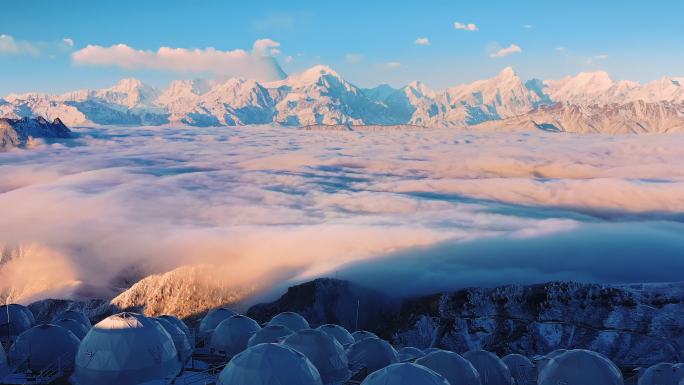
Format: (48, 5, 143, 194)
(247, 278, 397, 333)
(0, 116, 71, 149)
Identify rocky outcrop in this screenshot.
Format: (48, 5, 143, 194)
(109, 265, 256, 319)
(0, 116, 71, 149)
(247, 278, 397, 331)
(390, 282, 684, 368)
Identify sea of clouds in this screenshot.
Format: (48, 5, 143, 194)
(1, 126, 683, 303)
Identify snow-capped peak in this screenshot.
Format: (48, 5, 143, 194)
(405, 81, 435, 99)
(496, 66, 517, 80)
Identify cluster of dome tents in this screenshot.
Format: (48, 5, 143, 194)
(1, 303, 683, 384)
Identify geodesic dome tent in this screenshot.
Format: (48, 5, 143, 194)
(398, 346, 425, 362)
(502, 354, 537, 385)
(199, 307, 237, 339)
(53, 318, 89, 340)
(463, 350, 514, 385)
(0, 304, 33, 344)
(638, 363, 684, 385)
(360, 363, 450, 385)
(8, 324, 80, 373)
(267, 312, 310, 331)
(423, 348, 442, 355)
(317, 324, 355, 346)
(153, 317, 193, 365)
(347, 337, 399, 374)
(352, 330, 378, 342)
(217, 343, 323, 385)
(74, 312, 180, 385)
(534, 348, 568, 372)
(158, 315, 192, 343)
(210, 315, 261, 357)
(283, 328, 350, 384)
(51, 310, 91, 329)
(537, 349, 623, 385)
(415, 350, 482, 385)
(247, 324, 293, 347)
(20, 306, 35, 325)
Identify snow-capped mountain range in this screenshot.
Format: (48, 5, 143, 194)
(3, 65, 684, 133)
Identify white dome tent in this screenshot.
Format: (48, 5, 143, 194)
(398, 346, 425, 361)
(158, 315, 192, 342)
(360, 362, 450, 385)
(502, 354, 537, 385)
(247, 324, 293, 347)
(20, 306, 35, 325)
(347, 337, 399, 375)
(351, 330, 378, 342)
(463, 350, 514, 385)
(199, 308, 237, 339)
(267, 312, 310, 331)
(415, 350, 482, 385)
(423, 348, 442, 355)
(51, 310, 91, 329)
(536, 348, 567, 370)
(0, 304, 33, 344)
(8, 324, 80, 373)
(210, 315, 261, 357)
(283, 328, 350, 384)
(74, 312, 180, 385)
(217, 343, 323, 385)
(638, 363, 684, 385)
(153, 317, 193, 365)
(54, 318, 89, 340)
(537, 349, 623, 385)
(317, 324, 355, 346)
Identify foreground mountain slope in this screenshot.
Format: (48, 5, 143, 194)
(390, 281, 684, 367)
(25, 276, 684, 368)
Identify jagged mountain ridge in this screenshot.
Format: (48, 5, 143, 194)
(0, 116, 71, 149)
(3, 66, 684, 132)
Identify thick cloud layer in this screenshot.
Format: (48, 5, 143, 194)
(1, 127, 683, 303)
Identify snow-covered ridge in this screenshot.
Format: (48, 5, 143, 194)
(2, 66, 684, 132)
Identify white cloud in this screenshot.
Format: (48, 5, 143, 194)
(284, 55, 294, 63)
(555, 46, 566, 52)
(0, 34, 40, 56)
(490, 44, 522, 58)
(594, 54, 609, 60)
(523, 24, 534, 29)
(344, 53, 364, 64)
(252, 38, 281, 56)
(72, 40, 285, 81)
(454, 22, 478, 31)
(63, 38, 74, 47)
(384, 61, 401, 69)
(414, 37, 431, 46)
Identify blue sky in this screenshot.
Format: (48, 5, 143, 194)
(2, 0, 683, 95)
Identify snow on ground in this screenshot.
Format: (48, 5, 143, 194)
(1, 126, 683, 302)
